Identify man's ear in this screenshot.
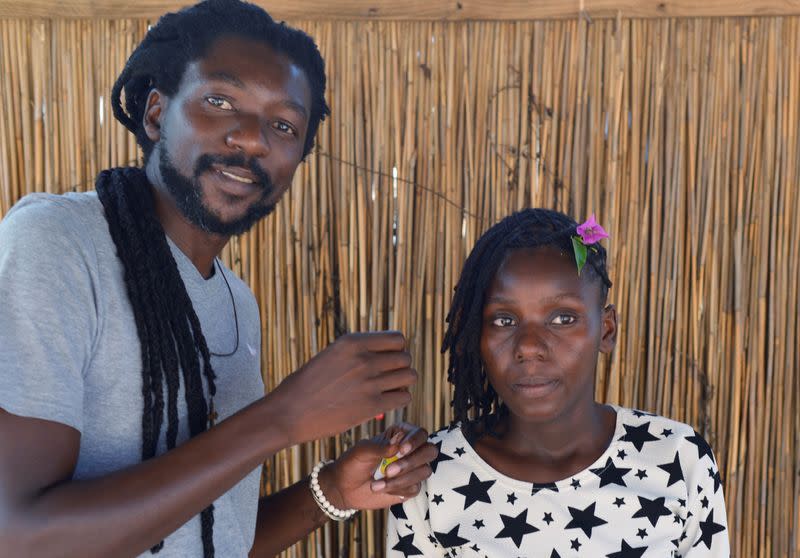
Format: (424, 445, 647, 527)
(142, 89, 165, 143)
(599, 304, 617, 354)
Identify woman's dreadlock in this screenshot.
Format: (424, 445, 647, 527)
(95, 1, 329, 555)
(442, 208, 613, 441)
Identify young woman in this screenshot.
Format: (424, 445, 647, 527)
(386, 208, 729, 557)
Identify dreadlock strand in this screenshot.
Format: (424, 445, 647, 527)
(97, 167, 216, 556)
(96, 171, 160, 459)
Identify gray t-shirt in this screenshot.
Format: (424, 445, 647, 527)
(0, 191, 265, 557)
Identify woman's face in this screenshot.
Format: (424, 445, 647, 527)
(479, 246, 617, 425)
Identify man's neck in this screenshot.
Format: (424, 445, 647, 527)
(145, 166, 229, 279)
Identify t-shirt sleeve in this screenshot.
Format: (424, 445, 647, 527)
(385, 484, 446, 558)
(0, 197, 99, 432)
(677, 430, 730, 557)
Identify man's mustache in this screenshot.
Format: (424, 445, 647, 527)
(194, 153, 273, 192)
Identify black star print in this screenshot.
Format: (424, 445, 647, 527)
(635, 469, 648, 480)
(693, 509, 726, 549)
(429, 441, 454, 473)
(606, 539, 647, 558)
(433, 524, 469, 548)
(432, 493, 444, 505)
(570, 538, 581, 550)
(636, 528, 647, 539)
(543, 512, 554, 524)
(661, 428, 673, 437)
(570, 478, 581, 489)
(708, 467, 722, 492)
(697, 484, 703, 494)
(700, 495, 710, 508)
(678, 498, 687, 507)
(565, 502, 608, 538)
(686, 430, 715, 462)
(427, 534, 438, 545)
(470, 544, 479, 552)
(507, 492, 518, 504)
(591, 457, 632, 487)
(473, 519, 484, 529)
(454, 446, 466, 457)
(617, 449, 628, 460)
(632, 495, 672, 527)
(405, 523, 413, 530)
(673, 513, 685, 525)
(453, 473, 495, 510)
(631, 409, 654, 417)
(619, 421, 659, 452)
(671, 537, 680, 548)
(392, 533, 423, 557)
(613, 497, 625, 508)
(494, 509, 539, 548)
(531, 482, 559, 495)
(550, 550, 562, 558)
(390, 503, 408, 520)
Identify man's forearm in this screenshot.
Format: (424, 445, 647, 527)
(2, 397, 291, 558)
(249, 475, 333, 558)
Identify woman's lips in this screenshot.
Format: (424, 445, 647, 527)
(512, 379, 560, 398)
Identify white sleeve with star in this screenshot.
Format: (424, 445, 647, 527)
(678, 431, 730, 557)
(386, 487, 446, 558)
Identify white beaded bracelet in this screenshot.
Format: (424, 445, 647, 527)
(309, 460, 358, 521)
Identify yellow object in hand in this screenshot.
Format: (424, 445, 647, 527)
(373, 454, 400, 480)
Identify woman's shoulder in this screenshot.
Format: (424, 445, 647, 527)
(613, 405, 721, 467)
(428, 422, 465, 446)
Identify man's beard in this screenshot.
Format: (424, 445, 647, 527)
(158, 140, 277, 236)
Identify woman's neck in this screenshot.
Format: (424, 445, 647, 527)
(472, 401, 617, 483)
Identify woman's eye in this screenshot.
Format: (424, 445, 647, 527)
(551, 314, 576, 325)
(492, 316, 516, 327)
(206, 96, 233, 110)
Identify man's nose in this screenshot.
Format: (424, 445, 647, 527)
(225, 115, 269, 158)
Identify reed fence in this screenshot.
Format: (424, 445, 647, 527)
(1, 13, 798, 557)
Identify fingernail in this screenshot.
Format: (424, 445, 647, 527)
(390, 432, 404, 445)
(386, 464, 401, 477)
(371, 480, 386, 491)
(397, 443, 412, 457)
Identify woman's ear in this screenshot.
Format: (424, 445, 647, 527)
(599, 304, 617, 354)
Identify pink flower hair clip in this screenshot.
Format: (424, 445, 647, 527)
(571, 214, 609, 275)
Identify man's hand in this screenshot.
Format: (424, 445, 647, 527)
(318, 423, 438, 511)
(266, 332, 417, 446)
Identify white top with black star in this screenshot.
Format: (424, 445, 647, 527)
(386, 406, 729, 558)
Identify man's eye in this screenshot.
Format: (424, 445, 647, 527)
(551, 314, 576, 325)
(206, 96, 233, 110)
(492, 316, 516, 327)
(273, 121, 297, 136)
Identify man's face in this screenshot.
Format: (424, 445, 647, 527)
(147, 35, 313, 236)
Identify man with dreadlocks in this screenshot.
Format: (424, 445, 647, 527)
(386, 208, 729, 557)
(0, 1, 436, 556)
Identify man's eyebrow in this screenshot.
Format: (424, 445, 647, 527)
(281, 100, 308, 120)
(205, 71, 309, 120)
(206, 71, 245, 88)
